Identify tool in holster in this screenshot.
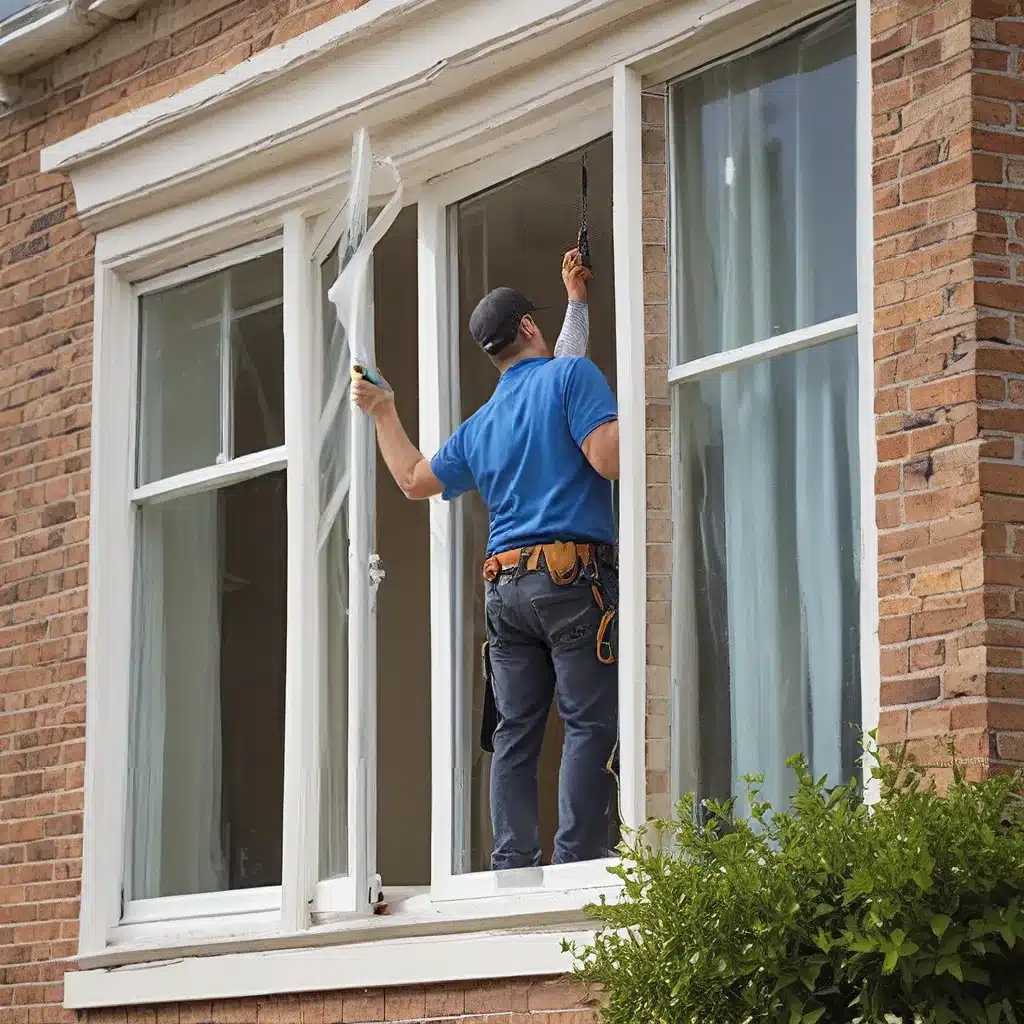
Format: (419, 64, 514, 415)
(578, 153, 592, 271)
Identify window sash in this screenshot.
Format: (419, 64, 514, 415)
(664, 8, 877, 810)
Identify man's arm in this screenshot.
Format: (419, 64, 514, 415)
(553, 248, 591, 358)
(352, 379, 443, 500)
(582, 420, 619, 481)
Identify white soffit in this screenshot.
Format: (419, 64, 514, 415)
(38, 0, 816, 232)
(0, 0, 151, 77)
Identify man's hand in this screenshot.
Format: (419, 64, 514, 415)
(352, 376, 394, 417)
(562, 247, 592, 302)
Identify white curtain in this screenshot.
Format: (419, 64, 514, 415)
(673, 11, 859, 813)
(130, 291, 228, 898)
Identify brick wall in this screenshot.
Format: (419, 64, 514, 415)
(0, 3, 602, 1022)
(81, 979, 595, 1024)
(871, 0, 1024, 780)
(641, 90, 672, 821)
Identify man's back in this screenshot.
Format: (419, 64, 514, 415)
(430, 356, 616, 555)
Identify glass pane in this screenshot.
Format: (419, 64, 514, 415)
(453, 137, 618, 873)
(319, 243, 350, 880)
(127, 471, 287, 899)
(669, 10, 856, 363)
(675, 336, 861, 815)
(137, 249, 283, 484)
(233, 307, 285, 458)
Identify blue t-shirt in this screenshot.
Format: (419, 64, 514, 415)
(430, 356, 617, 556)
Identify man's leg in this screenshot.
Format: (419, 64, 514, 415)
(486, 584, 556, 870)
(527, 575, 618, 864)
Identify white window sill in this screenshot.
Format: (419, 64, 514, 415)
(66, 885, 614, 1010)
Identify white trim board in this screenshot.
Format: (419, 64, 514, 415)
(65, 927, 594, 1009)
(40, 0, 813, 232)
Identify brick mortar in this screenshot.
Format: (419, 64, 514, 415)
(872, 0, 1024, 779)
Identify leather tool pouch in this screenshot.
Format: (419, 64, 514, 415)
(541, 541, 582, 585)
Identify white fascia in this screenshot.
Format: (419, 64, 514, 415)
(39, 0, 830, 231)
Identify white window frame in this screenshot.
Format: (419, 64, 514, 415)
(55, 0, 873, 1007)
(418, 102, 647, 903)
(665, 2, 880, 807)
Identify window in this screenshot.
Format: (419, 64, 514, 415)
(63, 0, 869, 1002)
(668, 8, 865, 814)
(127, 247, 288, 911)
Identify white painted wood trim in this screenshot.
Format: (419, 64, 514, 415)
(855, 0, 880, 798)
(65, 927, 594, 1009)
(40, 0, 444, 171)
(121, 887, 281, 926)
(421, 104, 612, 207)
(280, 212, 327, 932)
(90, 884, 618, 968)
(78, 262, 137, 956)
(429, 859, 619, 902)
(130, 447, 288, 505)
(133, 235, 283, 295)
(666, 313, 860, 387)
(44, 0, 801, 232)
(612, 63, 647, 829)
(418, 199, 458, 893)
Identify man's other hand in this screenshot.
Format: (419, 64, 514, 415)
(562, 248, 592, 302)
(352, 375, 394, 417)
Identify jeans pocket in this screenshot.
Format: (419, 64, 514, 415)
(530, 582, 602, 652)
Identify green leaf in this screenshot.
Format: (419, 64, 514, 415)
(883, 948, 899, 974)
(803, 1009, 826, 1024)
(931, 913, 952, 937)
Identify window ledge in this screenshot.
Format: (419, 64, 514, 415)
(65, 888, 613, 1010)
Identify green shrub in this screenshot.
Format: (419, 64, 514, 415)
(568, 747, 1024, 1024)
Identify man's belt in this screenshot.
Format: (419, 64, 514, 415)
(481, 541, 614, 583)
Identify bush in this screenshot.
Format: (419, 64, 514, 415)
(568, 747, 1024, 1024)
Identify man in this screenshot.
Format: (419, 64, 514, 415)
(352, 250, 619, 869)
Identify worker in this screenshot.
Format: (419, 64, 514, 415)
(352, 248, 619, 869)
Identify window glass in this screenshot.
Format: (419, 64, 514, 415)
(669, 10, 861, 814)
(137, 249, 284, 484)
(676, 338, 861, 812)
(453, 138, 617, 873)
(670, 10, 856, 363)
(127, 471, 287, 899)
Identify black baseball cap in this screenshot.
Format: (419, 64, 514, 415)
(469, 287, 545, 355)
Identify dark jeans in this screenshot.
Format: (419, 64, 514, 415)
(484, 567, 618, 869)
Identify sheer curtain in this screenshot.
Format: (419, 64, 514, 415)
(130, 284, 229, 899)
(673, 11, 859, 813)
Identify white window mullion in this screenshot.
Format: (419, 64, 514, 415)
(419, 197, 459, 896)
(280, 211, 321, 933)
(612, 63, 647, 831)
(666, 311, 860, 388)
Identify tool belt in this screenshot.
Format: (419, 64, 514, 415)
(481, 540, 614, 584)
(481, 541, 617, 665)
